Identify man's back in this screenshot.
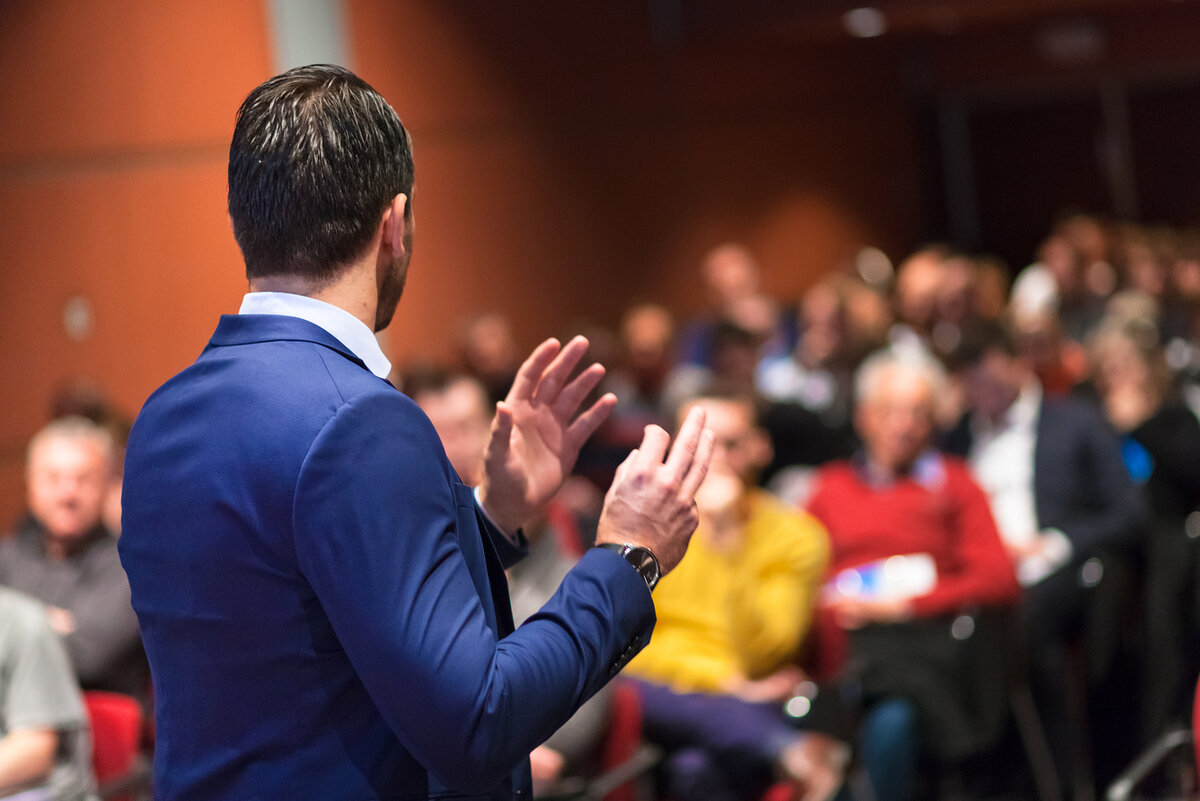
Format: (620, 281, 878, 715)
(122, 315, 437, 799)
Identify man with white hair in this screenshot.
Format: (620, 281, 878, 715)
(806, 347, 1018, 801)
(0, 418, 145, 699)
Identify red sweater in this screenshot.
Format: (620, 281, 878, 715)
(805, 454, 1019, 677)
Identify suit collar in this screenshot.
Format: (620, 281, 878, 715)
(208, 314, 370, 373)
(237, 292, 392, 378)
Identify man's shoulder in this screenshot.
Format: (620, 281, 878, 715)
(1039, 393, 1105, 430)
(136, 321, 398, 444)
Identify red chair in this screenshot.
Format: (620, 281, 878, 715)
(83, 691, 151, 801)
(596, 681, 656, 801)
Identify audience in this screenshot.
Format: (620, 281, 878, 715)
(623, 393, 844, 801)
(0, 586, 97, 801)
(806, 347, 1019, 801)
(10, 210, 1200, 800)
(676, 244, 790, 370)
(0, 419, 146, 701)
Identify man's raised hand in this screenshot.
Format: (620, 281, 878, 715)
(478, 336, 616, 533)
(596, 406, 715, 575)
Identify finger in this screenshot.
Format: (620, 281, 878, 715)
(485, 402, 515, 466)
(565, 392, 617, 453)
(507, 338, 562, 402)
(634, 425, 670, 468)
(663, 406, 706, 483)
(553, 362, 606, 419)
(613, 448, 639, 483)
(531, 335, 590, 405)
(678, 428, 715, 499)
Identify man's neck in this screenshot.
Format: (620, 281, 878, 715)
(41, 527, 99, 561)
(249, 262, 377, 332)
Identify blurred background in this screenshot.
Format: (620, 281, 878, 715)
(3, 0, 1200, 524)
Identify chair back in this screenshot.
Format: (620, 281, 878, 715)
(83, 691, 143, 787)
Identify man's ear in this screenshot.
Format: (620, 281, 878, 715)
(381, 193, 409, 257)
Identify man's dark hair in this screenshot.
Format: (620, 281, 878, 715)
(228, 64, 414, 281)
(941, 319, 1019, 373)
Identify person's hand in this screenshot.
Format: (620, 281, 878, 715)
(779, 732, 850, 801)
(824, 595, 912, 630)
(529, 745, 566, 795)
(596, 406, 715, 575)
(45, 606, 76, 636)
(1004, 536, 1044, 562)
(728, 665, 808, 704)
(478, 337, 616, 533)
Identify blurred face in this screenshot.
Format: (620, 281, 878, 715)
(895, 253, 942, 330)
(703, 246, 759, 307)
(681, 398, 766, 487)
(855, 368, 935, 474)
(961, 350, 1024, 423)
(1094, 334, 1149, 394)
(799, 284, 845, 366)
(622, 305, 674, 371)
(417, 380, 492, 486)
(465, 315, 517, 376)
(27, 435, 110, 541)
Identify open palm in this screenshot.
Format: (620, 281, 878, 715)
(478, 337, 615, 533)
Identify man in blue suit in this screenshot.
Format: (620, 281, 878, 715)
(119, 65, 715, 801)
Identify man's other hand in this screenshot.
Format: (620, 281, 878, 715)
(595, 407, 715, 575)
(479, 337, 615, 533)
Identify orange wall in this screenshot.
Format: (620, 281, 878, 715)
(0, 0, 923, 525)
(0, 1, 272, 523)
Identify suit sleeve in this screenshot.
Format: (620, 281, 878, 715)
(1053, 407, 1147, 556)
(291, 391, 655, 795)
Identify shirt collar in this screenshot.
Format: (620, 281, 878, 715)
(974, 379, 1042, 437)
(853, 449, 946, 490)
(1009, 380, 1043, 428)
(238, 292, 393, 379)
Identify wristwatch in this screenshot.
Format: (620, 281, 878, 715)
(597, 543, 661, 592)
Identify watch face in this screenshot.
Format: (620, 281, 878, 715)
(627, 546, 660, 585)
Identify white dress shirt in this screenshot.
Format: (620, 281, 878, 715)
(238, 291, 392, 380)
(968, 381, 1072, 586)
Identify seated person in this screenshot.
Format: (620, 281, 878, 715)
(943, 320, 1145, 791)
(1088, 319, 1200, 741)
(0, 586, 97, 801)
(0, 419, 145, 700)
(622, 392, 845, 801)
(806, 347, 1019, 801)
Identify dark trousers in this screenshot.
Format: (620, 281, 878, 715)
(629, 679, 797, 801)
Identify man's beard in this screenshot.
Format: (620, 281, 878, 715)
(374, 252, 409, 332)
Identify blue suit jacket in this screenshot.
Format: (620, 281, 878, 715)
(119, 314, 655, 800)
